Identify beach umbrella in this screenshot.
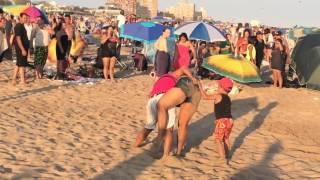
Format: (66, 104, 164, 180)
(202, 55, 262, 83)
(3, 5, 48, 23)
(2, 5, 28, 16)
(175, 22, 226, 42)
(120, 21, 174, 44)
(23, 6, 49, 23)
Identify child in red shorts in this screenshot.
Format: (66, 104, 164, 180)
(199, 78, 233, 163)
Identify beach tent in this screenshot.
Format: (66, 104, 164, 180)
(290, 33, 320, 90)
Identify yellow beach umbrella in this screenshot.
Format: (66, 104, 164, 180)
(202, 55, 262, 83)
(3, 5, 28, 16)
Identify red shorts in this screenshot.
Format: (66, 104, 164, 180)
(214, 118, 233, 141)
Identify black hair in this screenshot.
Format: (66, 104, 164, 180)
(64, 14, 71, 18)
(264, 28, 270, 34)
(54, 22, 63, 32)
(179, 33, 188, 41)
(248, 37, 256, 44)
(0, 8, 3, 14)
(243, 29, 251, 37)
(200, 41, 207, 46)
(20, 13, 29, 17)
(162, 27, 170, 32)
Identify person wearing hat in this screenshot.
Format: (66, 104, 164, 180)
(198, 78, 234, 164)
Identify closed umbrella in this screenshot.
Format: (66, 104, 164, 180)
(202, 55, 262, 83)
(175, 22, 226, 42)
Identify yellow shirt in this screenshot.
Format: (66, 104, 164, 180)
(155, 36, 168, 52)
(246, 44, 256, 62)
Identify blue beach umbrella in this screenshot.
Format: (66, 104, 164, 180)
(120, 21, 174, 44)
(175, 22, 226, 42)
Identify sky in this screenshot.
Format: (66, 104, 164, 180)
(47, 0, 319, 27)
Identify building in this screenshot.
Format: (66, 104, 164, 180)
(107, 0, 137, 15)
(95, 3, 122, 17)
(136, 0, 158, 18)
(199, 7, 208, 20)
(166, 0, 195, 21)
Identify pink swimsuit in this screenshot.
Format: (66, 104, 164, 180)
(174, 44, 190, 69)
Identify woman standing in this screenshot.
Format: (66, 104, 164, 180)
(174, 33, 196, 69)
(99, 26, 119, 82)
(236, 29, 250, 57)
(154, 28, 171, 79)
(55, 21, 69, 80)
(32, 18, 51, 80)
(270, 39, 286, 88)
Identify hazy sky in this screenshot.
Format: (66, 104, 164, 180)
(48, 0, 319, 27)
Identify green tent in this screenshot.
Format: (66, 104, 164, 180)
(291, 33, 320, 90)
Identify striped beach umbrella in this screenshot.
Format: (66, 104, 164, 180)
(202, 55, 262, 83)
(175, 22, 226, 42)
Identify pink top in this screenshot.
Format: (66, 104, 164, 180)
(150, 74, 177, 97)
(174, 44, 190, 69)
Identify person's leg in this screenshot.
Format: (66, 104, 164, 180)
(109, 57, 116, 82)
(278, 70, 283, 88)
(162, 128, 173, 159)
(176, 102, 197, 156)
(224, 138, 231, 158)
(272, 70, 277, 87)
(157, 88, 186, 141)
(216, 139, 226, 159)
(135, 96, 159, 147)
(19, 67, 26, 84)
(12, 66, 19, 85)
(102, 57, 110, 80)
(135, 128, 153, 147)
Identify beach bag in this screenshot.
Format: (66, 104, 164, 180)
(134, 53, 148, 71)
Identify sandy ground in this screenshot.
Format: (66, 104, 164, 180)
(0, 46, 320, 179)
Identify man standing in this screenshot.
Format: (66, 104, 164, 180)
(63, 14, 74, 62)
(12, 13, 30, 85)
(117, 10, 126, 46)
(3, 15, 14, 61)
(0, 16, 8, 63)
(255, 31, 265, 69)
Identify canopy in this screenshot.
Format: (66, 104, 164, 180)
(175, 22, 226, 42)
(290, 33, 320, 90)
(202, 55, 262, 83)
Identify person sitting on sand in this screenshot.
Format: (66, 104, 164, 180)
(135, 67, 197, 148)
(157, 75, 201, 160)
(198, 78, 234, 164)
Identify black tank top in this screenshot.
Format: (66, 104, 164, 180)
(214, 94, 232, 119)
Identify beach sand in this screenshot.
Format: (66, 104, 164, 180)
(0, 47, 320, 179)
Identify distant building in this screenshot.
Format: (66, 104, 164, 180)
(136, 0, 158, 18)
(95, 2, 122, 17)
(166, 0, 195, 21)
(107, 0, 137, 15)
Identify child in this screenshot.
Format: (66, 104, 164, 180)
(199, 78, 234, 164)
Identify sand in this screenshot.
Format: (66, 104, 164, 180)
(0, 47, 320, 179)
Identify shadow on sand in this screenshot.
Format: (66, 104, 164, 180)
(231, 140, 283, 179)
(94, 97, 259, 179)
(0, 84, 72, 102)
(230, 102, 278, 158)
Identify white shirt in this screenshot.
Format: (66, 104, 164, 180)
(117, 14, 126, 28)
(34, 28, 50, 47)
(24, 24, 33, 41)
